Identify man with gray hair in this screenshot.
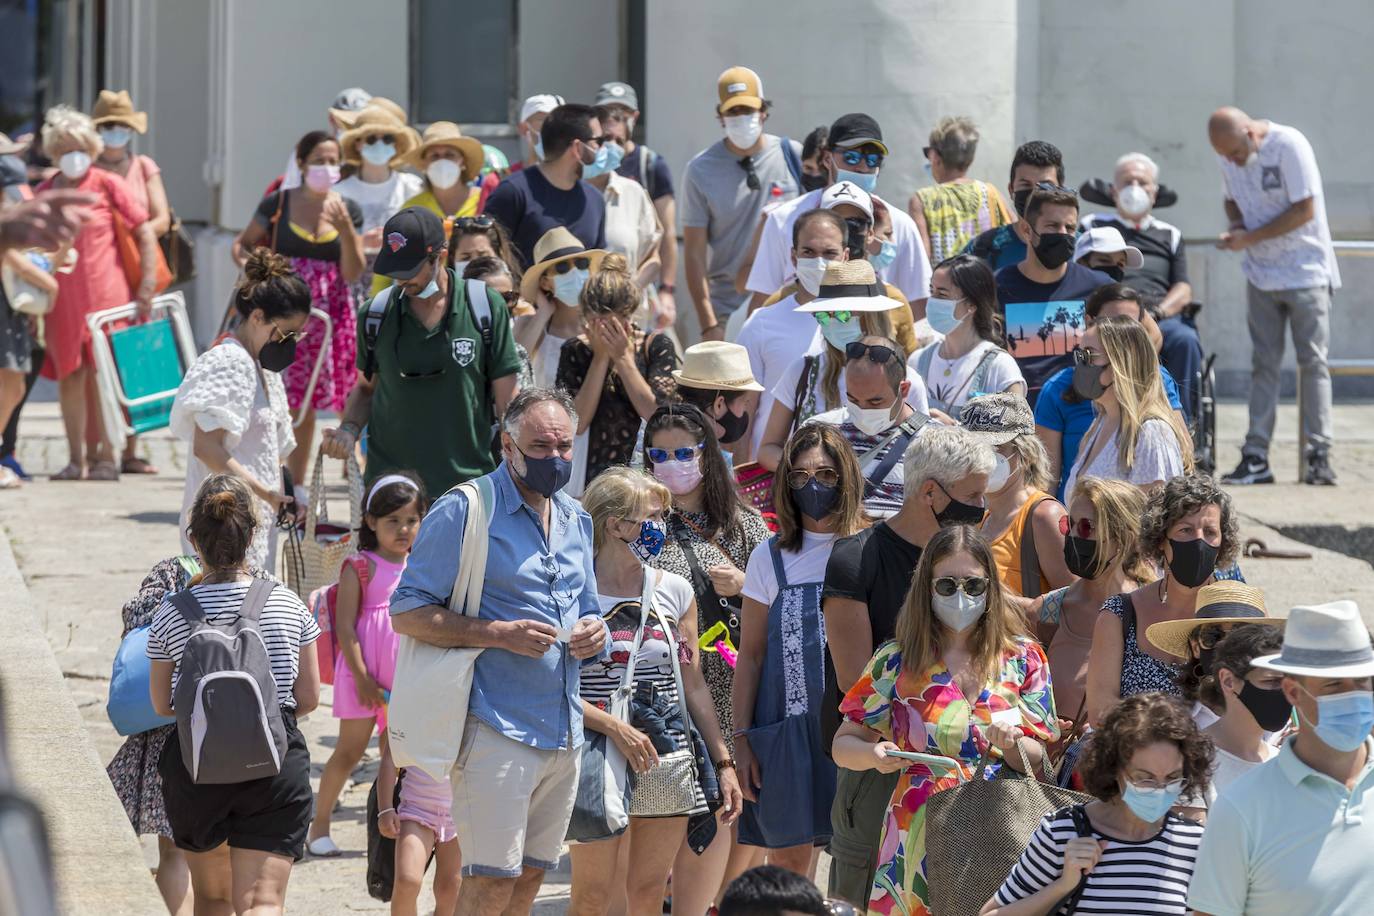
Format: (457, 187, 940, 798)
(391, 386, 608, 914)
(819, 424, 993, 904)
(1081, 151, 1203, 418)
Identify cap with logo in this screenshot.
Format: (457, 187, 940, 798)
(821, 181, 874, 219)
(716, 66, 764, 114)
(1074, 226, 1144, 268)
(673, 341, 764, 392)
(520, 94, 566, 125)
(373, 207, 447, 280)
(828, 113, 888, 156)
(595, 81, 640, 111)
(959, 392, 1036, 445)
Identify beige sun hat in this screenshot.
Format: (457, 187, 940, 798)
(91, 89, 148, 134)
(339, 107, 419, 167)
(519, 227, 607, 303)
(1145, 582, 1282, 660)
(674, 342, 765, 392)
(794, 260, 902, 313)
(406, 121, 484, 182)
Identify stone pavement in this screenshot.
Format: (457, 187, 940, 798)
(2, 399, 1373, 913)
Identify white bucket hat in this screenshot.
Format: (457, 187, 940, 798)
(1253, 600, 1374, 679)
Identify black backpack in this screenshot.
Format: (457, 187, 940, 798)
(361, 273, 495, 381)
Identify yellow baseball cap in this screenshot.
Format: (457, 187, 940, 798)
(717, 66, 763, 114)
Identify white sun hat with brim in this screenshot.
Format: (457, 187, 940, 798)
(794, 260, 901, 313)
(1252, 600, 1374, 679)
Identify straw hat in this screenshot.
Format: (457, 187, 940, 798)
(794, 260, 901, 313)
(91, 89, 147, 134)
(406, 122, 484, 182)
(1145, 582, 1282, 659)
(1253, 600, 1374, 678)
(339, 107, 419, 167)
(0, 132, 28, 157)
(674, 342, 764, 392)
(519, 227, 607, 303)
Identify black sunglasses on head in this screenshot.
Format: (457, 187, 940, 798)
(845, 341, 899, 365)
(553, 257, 592, 274)
(1032, 180, 1076, 196)
(454, 215, 495, 231)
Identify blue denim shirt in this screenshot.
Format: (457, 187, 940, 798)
(390, 462, 604, 750)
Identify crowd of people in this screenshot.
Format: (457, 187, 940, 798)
(0, 62, 1366, 916)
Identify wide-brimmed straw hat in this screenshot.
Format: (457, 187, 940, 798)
(406, 122, 484, 182)
(519, 227, 607, 303)
(1253, 600, 1374, 679)
(92, 89, 148, 134)
(674, 342, 764, 392)
(339, 107, 419, 167)
(794, 260, 901, 313)
(1146, 582, 1282, 659)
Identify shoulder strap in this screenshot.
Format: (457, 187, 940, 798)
(966, 347, 1003, 400)
(790, 355, 817, 433)
(346, 553, 371, 592)
(639, 145, 656, 198)
(1121, 593, 1137, 640)
(270, 190, 286, 252)
(863, 416, 927, 498)
(617, 567, 659, 697)
(916, 343, 936, 381)
(779, 136, 803, 190)
(1019, 497, 1050, 599)
(768, 536, 788, 590)
(362, 285, 400, 380)
(238, 579, 275, 625)
(448, 478, 494, 616)
(650, 594, 696, 742)
(169, 589, 206, 625)
(464, 276, 493, 349)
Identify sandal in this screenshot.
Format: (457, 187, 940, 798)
(120, 456, 160, 475)
(51, 463, 85, 481)
(87, 461, 120, 481)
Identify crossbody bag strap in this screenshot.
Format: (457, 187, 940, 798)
(616, 567, 659, 701)
(673, 519, 739, 635)
(790, 355, 816, 434)
(862, 415, 928, 497)
(1019, 496, 1050, 599)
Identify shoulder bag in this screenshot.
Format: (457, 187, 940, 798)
(731, 354, 817, 524)
(1018, 496, 1051, 599)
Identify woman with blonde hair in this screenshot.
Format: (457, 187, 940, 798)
(1037, 476, 1152, 720)
(833, 524, 1057, 915)
(571, 468, 741, 916)
(734, 423, 869, 877)
(1065, 315, 1192, 496)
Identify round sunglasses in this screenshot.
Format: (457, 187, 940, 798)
(840, 149, 884, 169)
(933, 576, 989, 598)
(647, 444, 702, 464)
(1058, 515, 1095, 540)
(363, 134, 397, 146)
(554, 257, 592, 274)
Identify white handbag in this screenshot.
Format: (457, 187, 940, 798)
(387, 476, 493, 781)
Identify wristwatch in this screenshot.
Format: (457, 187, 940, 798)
(713, 756, 737, 771)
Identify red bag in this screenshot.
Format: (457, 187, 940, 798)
(308, 554, 371, 686)
(733, 461, 779, 532)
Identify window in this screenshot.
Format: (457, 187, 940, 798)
(410, 0, 516, 129)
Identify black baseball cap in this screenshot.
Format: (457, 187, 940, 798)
(828, 113, 888, 155)
(374, 207, 447, 280)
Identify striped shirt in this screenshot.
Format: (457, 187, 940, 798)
(994, 807, 1204, 915)
(147, 581, 320, 709)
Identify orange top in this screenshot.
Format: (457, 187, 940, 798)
(989, 491, 1053, 598)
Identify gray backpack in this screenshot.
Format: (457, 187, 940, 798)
(169, 580, 288, 784)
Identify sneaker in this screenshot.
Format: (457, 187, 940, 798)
(1304, 450, 1337, 486)
(0, 454, 30, 481)
(1221, 454, 1275, 485)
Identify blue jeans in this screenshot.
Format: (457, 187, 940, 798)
(1159, 314, 1203, 423)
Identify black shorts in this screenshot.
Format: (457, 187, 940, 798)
(159, 711, 313, 860)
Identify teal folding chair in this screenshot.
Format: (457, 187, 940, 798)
(87, 293, 198, 449)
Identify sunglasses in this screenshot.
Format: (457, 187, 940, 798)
(1195, 623, 1231, 651)
(933, 576, 990, 598)
(845, 341, 898, 365)
(738, 156, 760, 191)
(787, 467, 840, 489)
(498, 289, 519, 305)
(647, 444, 703, 464)
(812, 310, 854, 326)
(1058, 515, 1095, 540)
(270, 323, 306, 343)
(554, 257, 592, 274)
(1032, 180, 1076, 196)
(1072, 347, 1106, 367)
(840, 149, 884, 169)
(454, 215, 495, 231)
(581, 134, 606, 147)
(364, 134, 396, 146)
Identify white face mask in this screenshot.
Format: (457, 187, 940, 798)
(452, 258, 471, 279)
(794, 257, 830, 296)
(723, 113, 762, 150)
(846, 400, 899, 437)
(931, 588, 987, 633)
(59, 150, 92, 180)
(427, 158, 462, 190)
(1117, 183, 1151, 218)
(987, 453, 1013, 492)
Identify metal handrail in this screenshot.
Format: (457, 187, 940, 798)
(1297, 359, 1374, 478)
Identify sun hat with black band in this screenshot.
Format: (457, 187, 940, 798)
(519, 226, 608, 303)
(794, 260, 900, 314)
(1146, 581, 1282, 660)
(1251, 599, 1374, 679)
(373, 207, 447, 280)
(673, 341, 764, 392)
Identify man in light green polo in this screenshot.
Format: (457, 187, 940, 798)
(1189, 599, 1374, 916)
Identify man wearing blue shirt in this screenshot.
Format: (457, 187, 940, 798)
(391, 388, 608, 911)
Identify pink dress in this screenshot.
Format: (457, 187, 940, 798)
(332, 550, 404, 726)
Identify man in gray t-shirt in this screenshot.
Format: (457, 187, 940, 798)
(681, 65, 801, 339)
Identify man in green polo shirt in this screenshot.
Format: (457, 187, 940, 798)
(322, 207, 521, 497)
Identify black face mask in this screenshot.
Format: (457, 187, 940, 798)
(258, 336, 297, 373)
(1072, 362, 1110, 401)
(1032, 231, 1075, 270)
(1236, 679, 1294, 732)
(1063, 535, 1101, 579)
(793, 479, 839, 521)
(1012, 187, 1032, 218)
(716, 405, 750, 444)
(933, 482, 986, 527)
(1097, 264, 1125, 282)
(1167, 536, 1219, 589)
(801, 171, 828, 192)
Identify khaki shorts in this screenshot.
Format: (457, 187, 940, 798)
(450, 715, 581, 878)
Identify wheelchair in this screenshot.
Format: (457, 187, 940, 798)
(1079, 178, 1219, 475)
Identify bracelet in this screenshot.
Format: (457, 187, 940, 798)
(713, 756, 737, 771)
(659, 283, 675, 293)
(732, 729, 750, 739)
(338, 422, 361, 439)
(377, 807, 395, 818)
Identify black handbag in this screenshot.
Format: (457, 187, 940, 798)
(159, 209, 196, 284)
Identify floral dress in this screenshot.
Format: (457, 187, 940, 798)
(840, 638, 1058, 916)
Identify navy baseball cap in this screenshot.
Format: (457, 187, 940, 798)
(374, 207, 446, 280)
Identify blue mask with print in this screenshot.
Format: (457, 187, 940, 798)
(625, 519, 667, 563)
(836, 167, 878, 194)
(1121, 778, 1183, 823)
(870, 239, 898, 272)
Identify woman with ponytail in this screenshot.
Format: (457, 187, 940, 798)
(170, 250, 311, 569)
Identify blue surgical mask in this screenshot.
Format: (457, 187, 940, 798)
(361, 141, 395, 166)
(922, 159, 933, 177)
(533, 136, 545, 161)
(819, 316, 864, 351)
(1121, 778, 1184, 823)
(99, 126, 133, 150)
(1299, 687, 1374, 753)
(413, 259, 442, 300)
(836, 168, 878, 194)
(553, 268, 589, 305)
(870, 239, 898, 272)
(582, 142, 625, 179)
(624, 519, 667, 563)
(924, 297, 964, 336)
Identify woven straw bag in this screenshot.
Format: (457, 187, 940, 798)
(924, 741, 1093, 916)
(280, 452, 362, 600)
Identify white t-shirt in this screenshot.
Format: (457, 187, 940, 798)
(1218, 121, 1340, 291)
(745, 188, 933, 302)
(1203, 744, 1277, 809)
(742, 530, 836, 607)
(909, 339, 1024, 415)
(531, 331, 570, 391)
(1064, 416, 1185, 498)
(762, 346, 930, 441)
(737, 292, 823, 399)
(335, 171, 425, 233)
